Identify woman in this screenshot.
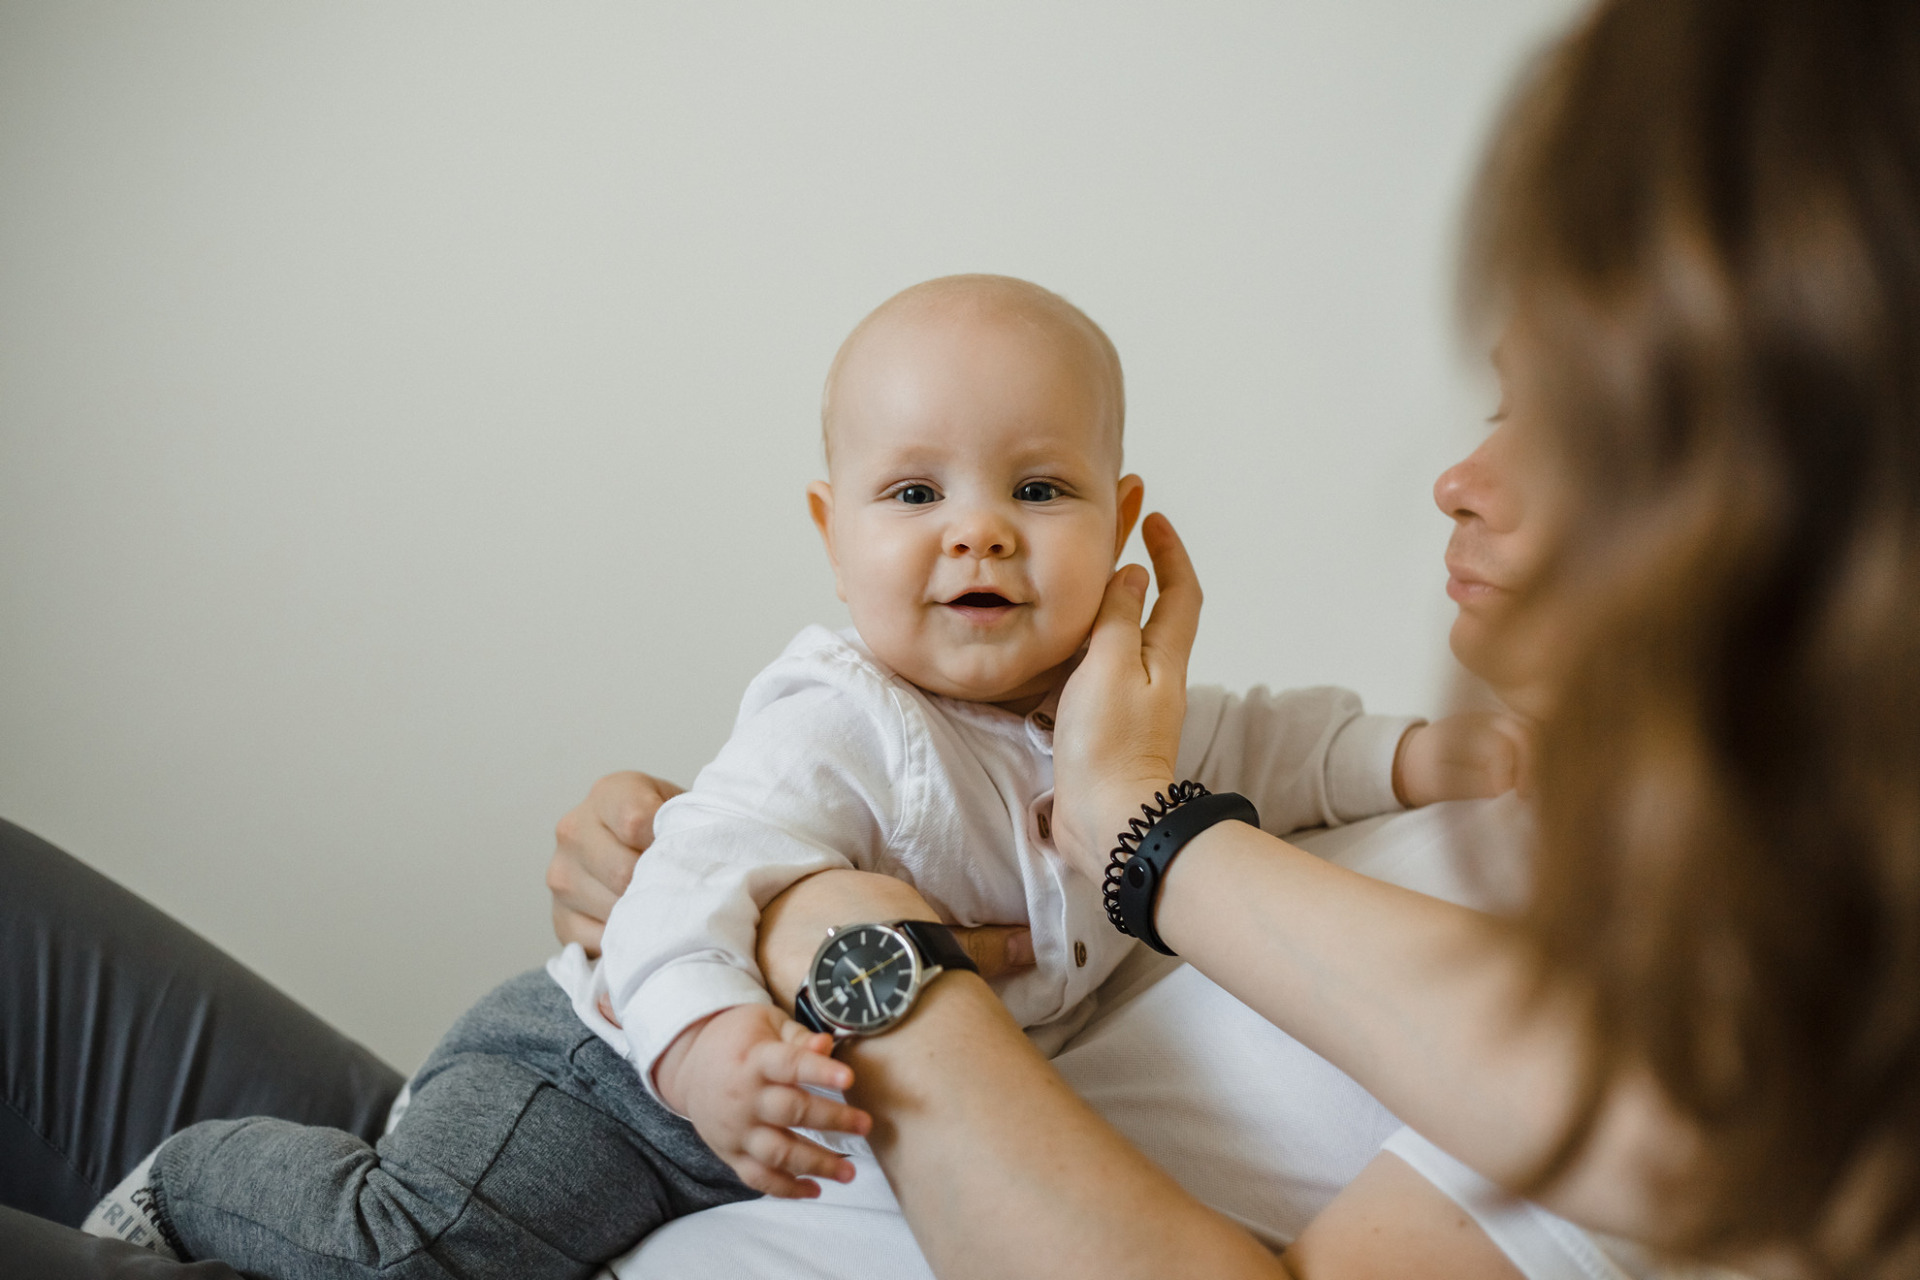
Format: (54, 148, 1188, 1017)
(702, 0, 1920, 1275)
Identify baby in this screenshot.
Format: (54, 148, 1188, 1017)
(85, 275, 1515, 1278)
(574, 278, 1517, 1193)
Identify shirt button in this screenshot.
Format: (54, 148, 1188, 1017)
(1032, 711, 1054, 731)
(1036, 812, 1051, 841)
(1073, 940, 1087, 968)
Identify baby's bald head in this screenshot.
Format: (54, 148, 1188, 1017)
(805, 274, 1144, 707)
(821, 275, 1125, 469)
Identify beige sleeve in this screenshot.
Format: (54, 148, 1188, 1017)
(1175, 684, 1421, 834)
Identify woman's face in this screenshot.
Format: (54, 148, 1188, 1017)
(1432, 340, 1564, 711)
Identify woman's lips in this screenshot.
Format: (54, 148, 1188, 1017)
(1445, 570, 1505, 606)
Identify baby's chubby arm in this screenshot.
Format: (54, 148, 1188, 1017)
(1177, 687, 1528, 829)
(1390, 711, 1530, 807)
(653, 1003, 872, 1198)
(1177, 685, 1420, 832)
(598, 638, 950, 1162)
(597, 676, 892, 1083)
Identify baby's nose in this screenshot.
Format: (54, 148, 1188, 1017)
(945, 509, 1017, 558)
(947, 532, 1011, 557)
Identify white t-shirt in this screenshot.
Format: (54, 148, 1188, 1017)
(613, 797, 1688, 1280)
(549, 623, 1417, 1094)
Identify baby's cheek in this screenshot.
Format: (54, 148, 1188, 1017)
(848, 598, 917, 669)
(1056, 555, 1114, 635)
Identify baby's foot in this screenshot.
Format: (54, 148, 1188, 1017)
(81, 1147, 182, 1259)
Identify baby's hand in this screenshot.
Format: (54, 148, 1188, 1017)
(1391, 712, 1531, 807)
(654, 1003, 871, 1198)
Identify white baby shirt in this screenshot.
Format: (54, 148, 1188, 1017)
(548, 624, 1418, 1095)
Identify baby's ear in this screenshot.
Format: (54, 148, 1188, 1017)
(1113, 474, 1145, 559)
(806, 481, 848, 602)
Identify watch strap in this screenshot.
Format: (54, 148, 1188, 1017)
(894, 919, 978, 976)
(794, 985, 830, 1036)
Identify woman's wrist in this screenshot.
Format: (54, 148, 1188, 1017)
(1059, 777, 1180, 882)
(755, 870, 940, 1007)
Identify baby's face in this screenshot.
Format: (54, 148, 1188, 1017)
(810, 305, 1141, 709)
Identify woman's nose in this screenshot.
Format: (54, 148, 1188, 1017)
(944, 506, 1017, 559)
(1433, 424, 1519, 531)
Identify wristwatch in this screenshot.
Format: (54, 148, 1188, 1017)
(793, 919, 978, 1039)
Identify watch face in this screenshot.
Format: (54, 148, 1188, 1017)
(806, 923, 921, 1034)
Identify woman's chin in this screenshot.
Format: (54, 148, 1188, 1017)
(1448, 612, 1507, 686)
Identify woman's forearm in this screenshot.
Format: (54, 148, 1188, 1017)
(755, 870, 1283, 1280)
(858, 981, 1539, 1280)
(757, 870, 1575, 1280)
(837, 972, 1285, 1280)
(1152, 817, 1687, 1238)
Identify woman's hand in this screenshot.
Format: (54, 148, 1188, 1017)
(548, 771, 684, 955)
(1052, 513, 1204, 882)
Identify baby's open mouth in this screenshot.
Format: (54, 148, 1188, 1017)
(946, 592, 1017, 609)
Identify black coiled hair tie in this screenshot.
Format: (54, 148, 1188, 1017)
(1101, 782, 1260, 956)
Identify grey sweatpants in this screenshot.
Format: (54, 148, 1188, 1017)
(148, 971, 755, 1280)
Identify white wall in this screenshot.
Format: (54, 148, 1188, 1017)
(0, 0, 1581, 1070)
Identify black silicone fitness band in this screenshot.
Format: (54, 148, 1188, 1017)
(1112, 790, 1260, 956)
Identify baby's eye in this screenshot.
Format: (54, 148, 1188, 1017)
(1014, 481, 1061, 503)
(894, 484, 940, 506)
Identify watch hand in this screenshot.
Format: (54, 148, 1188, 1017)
(847, 953, 904, 986)
(862, 980, 880, 1018)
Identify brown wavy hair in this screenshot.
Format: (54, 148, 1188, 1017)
(1466, 0, 1920, 1272)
